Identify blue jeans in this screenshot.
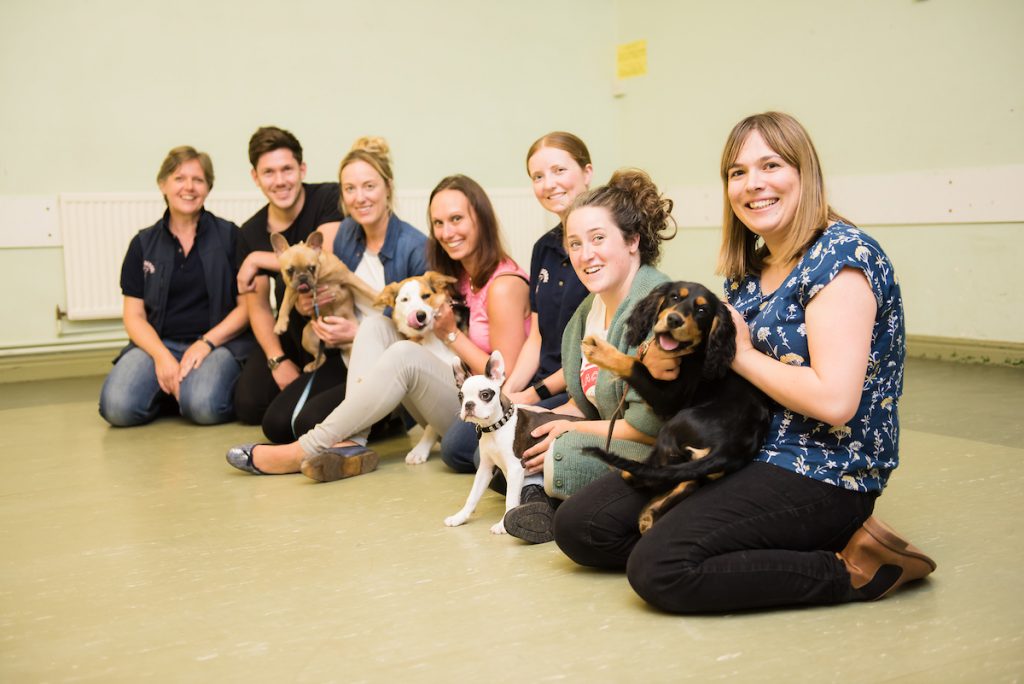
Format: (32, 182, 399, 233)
(553, 462, 877, 613)
(99, 341, 243, 426)
(440, 392, 568, 474)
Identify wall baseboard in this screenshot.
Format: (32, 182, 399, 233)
(0, 347, 116, 384)
(907, 335, 1024, 368)
(1, 335, 1020, 385)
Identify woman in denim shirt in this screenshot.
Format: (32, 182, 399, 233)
(237, 137, 428, 467)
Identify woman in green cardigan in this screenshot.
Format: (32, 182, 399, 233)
(502, 169, 676, 544)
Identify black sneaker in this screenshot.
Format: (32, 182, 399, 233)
(503, 485, 557, 544)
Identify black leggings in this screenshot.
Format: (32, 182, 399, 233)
(261, 360, 348, 443)
(553, 462, 876, 613)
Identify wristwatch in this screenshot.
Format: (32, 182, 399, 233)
(533, 381, 553, 400)
(267, 354, 288, 371)
(445, 331, 458, 345)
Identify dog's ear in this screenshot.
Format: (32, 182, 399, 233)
(270, 233, 290, 256)
(703, 300, 737, 379)
(425, 270, 457, 293)
(305, 231, 324, 252)
(374, 281, 402, 309)
(625, 282, 673, 348)
(484, 351, 506, 384)
(452, 360, 470, 389)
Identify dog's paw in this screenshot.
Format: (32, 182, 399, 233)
(490, 520, 507, 535)
(405, 450, 429, 465)
(444, 514, 468, 527)
(638, 510, 654, 535)
(273, 321, 288, 335)
(582, 335, 632, 377)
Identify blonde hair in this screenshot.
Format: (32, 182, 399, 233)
(716, 112, 849, 280)
(338, 136, 394, 216)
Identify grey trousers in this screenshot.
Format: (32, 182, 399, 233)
(298, 314, 461, 456)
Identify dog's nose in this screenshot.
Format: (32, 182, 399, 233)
(464, 401, 474, 413)
(666, 312, 684, 329)
(415, 310, 427, 324)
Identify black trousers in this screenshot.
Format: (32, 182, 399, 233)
(553, 462, 876, 613)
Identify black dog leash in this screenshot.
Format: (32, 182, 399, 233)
(603, 339, 652, 451)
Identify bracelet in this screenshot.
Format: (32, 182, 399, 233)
(532, 381, 552, 400)
(200, 337, 216, 351)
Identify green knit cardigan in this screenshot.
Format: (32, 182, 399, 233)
(548, 264, 669, 498)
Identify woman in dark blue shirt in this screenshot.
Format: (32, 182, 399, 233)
(554, 113, 937, 612)
(99, 146, 252, 426)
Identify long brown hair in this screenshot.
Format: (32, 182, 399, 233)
(426, 175, 510, 290)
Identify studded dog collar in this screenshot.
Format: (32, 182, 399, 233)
(474, 404, 516, 437)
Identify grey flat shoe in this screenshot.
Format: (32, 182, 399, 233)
(226, 443, 272, 475)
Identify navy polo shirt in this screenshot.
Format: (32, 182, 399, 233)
(121, 220, 210, 343)
(529, 224, 589, 383)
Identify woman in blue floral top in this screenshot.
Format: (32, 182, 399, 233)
(554, 112, 936, 613)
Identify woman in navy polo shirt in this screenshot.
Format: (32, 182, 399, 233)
(99, 146, 253, 426)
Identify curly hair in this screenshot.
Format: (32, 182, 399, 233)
(565, 168, 676, 265)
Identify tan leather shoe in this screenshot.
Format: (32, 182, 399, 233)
(839, 516, 937, 600)
(300, 445, 379, 483)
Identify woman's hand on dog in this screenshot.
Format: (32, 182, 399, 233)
(726, 304, 756, 362)
(310, 316, 358, 347)
(433, 299, 457, 339)
(521, 420, 575, 473)
(296, 286, 336, 317)
(642, 342, 682, 381)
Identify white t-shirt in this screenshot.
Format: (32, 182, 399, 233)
(353, 251, 386, 320)
(579, 296, 608, 406)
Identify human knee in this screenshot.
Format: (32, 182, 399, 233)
(178, 394, 231, 425)
(440, 421, 479, 473)
(98, 391, 152, 427)
(551, 497, 625, 569)
(625, 536, 702, 614)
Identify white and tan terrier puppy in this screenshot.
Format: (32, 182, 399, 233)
(374, 271, 459, 465)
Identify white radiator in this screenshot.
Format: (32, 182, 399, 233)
(59, 189, 549, 321)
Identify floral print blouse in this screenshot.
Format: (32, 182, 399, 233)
(727, 222, 905, 493)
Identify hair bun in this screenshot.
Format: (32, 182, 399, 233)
(351, 136, 390, 161)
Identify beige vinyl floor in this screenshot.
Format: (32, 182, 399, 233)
(1, 358, 1022, 683)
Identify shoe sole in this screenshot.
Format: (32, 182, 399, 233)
(502, 503, 555, 544)
(863, 517, 937, 572)
(301, 450, 380, 483)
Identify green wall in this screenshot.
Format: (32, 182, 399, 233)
(612, 0, 1024, 344)
(1, 0, 1021, 355)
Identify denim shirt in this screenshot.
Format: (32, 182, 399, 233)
(332, 213, 428, 283)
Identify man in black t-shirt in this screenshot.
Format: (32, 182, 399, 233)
(233, 126, 343, 425)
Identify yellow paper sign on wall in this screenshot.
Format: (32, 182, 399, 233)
(617, 40, 647, 79)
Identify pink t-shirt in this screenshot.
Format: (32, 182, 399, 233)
(458, 259, 530, 353)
